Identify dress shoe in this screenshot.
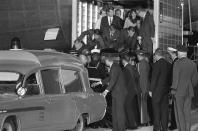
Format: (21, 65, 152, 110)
(153, 129, 161, 131)
(127, 126, 138, 130)
(168, 125, 177, 130)
(153, 127, 161, 131)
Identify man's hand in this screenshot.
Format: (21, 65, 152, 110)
(171, 89, 176, 96)
(102, 90, 109, 97)
(149, 91, 152, 97)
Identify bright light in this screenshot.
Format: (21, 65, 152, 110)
(0, 72, 20, 81)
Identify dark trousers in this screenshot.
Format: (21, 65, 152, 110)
(170, 101, 177, 128)
(147, 95, 153, 124)
(175, 96, 191, 131)
(142, 38, 153, 55)
(125, 95, 139, 128)
(112, 96, 126, 131)
(152, 94, 169, 131)
(137, 93, 149, 124)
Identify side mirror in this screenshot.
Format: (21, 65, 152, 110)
(16, 87, 27, 97)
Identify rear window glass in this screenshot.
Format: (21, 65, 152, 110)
(0, 72, 21, 94)
(0, 72, 20, 84)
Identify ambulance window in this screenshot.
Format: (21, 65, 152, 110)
(41, 69, 61, 94)
(25, 73, 40, 96)
(60, 69, 83, 93)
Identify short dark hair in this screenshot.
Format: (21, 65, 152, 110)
(136, 6, 147, 12)
(115, 9, 121, 13)
(130, 9, 136, 14)
(127, 26, 135, 32)
(121, 53, 130, 62)
(107, 6, 114, 12)
(154, 48, 167, 57)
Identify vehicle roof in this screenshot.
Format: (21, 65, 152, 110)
(0, 50, 84, 74)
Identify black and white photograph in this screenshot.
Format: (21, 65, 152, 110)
(0, 0, 198, 131)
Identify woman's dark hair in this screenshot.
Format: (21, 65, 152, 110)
(129, 9, 136, 19)
(10, 37, 22, 49)
(129, 9, 137, 23)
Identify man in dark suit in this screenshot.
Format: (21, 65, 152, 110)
(119, 26, 138, 51)
(103, 25, 121, 49)
(115, 9, 124, 27)
(137, 8, 155, 55)
(101, 57, 127, 131)
(121, 52, 141, 129)
(136, 50, 151, 125)
(100, 7, 123, 35)
(150, 48, 172, 131)
(167, 47, 178, 130)
(171, 45, 198, 131)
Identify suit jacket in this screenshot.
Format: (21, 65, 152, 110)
(170, 57, 178, 83)
(138, 59, 150, 94)
(150, 58, 172, 99)
(100, 15, 123, 34)
(123, 64, 140, 97)
(139, 12, 155, 53)
(102, 63, 127, 98)
(103, 29, 121, 49)
(131, 65, 142, 94)
(77, 29, 105, 49)
(171, 57, 198, 97)
(119, 29, 138, 50)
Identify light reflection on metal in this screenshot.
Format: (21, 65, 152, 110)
(82, 2, 88, 32)
(94, 5, 98, 28)
(89, 4, 93, 29)
(187, 0, 192, 33)
(181, 0, 184, 45)
(82, 2, 87, 43)
(72, 0, 78, 46)
(77, 1, 82, 37)
(159, 2, 163, 23)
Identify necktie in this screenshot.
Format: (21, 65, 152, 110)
(109, 17, 112, 25)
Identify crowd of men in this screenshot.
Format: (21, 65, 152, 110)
(72, 6, 154, 56)
(70, 5, 198, 131)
